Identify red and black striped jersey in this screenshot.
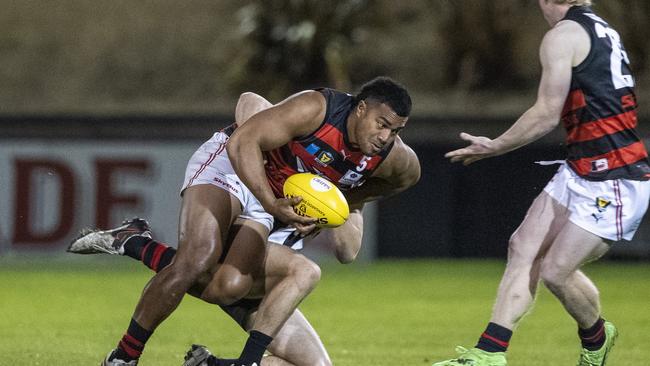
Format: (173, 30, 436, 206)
(561, 6, 650, 181)
(224, 88, 394, 198)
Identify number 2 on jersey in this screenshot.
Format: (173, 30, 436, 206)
(594, 22, 634, 89)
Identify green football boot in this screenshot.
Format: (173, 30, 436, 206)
(577, 321, 618, 366)
(432, 346, 507, 366)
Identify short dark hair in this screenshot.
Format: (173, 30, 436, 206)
(353, 77, 412, 117)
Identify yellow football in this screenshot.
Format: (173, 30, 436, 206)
(282, 173, 350, 228)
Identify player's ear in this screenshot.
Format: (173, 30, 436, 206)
(356, 100, 367, 117)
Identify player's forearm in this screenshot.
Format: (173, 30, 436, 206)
(344, 178, 399, 204)
(492, 106, 559, 154)
(328, 210, 363, 264)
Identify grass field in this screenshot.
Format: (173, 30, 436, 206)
(1, 257, 649, 365)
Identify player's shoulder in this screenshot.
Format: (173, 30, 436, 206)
(541, 19, 590, 65)
(283, 89, 327, 110)
(377, 136, 421, 186)
(274, 89, 328, 129)
(391, 136, 417, 162)
(544, 19, 589, 47)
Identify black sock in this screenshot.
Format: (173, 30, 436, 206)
(238, 330, 273, 364)
(123, 237, 176, 273)
(579, 318, 606, 351)
(476, 322, 512, 353)
(213, 358, 240, 366)
(113, 318, 153, 361)
(122, 236, 151, 260)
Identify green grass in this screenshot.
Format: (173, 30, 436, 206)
(1, 257, 649, 365)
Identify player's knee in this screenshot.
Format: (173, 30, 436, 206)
(289, 256, 321, 294)
(203, 269, 253, 305)
(161, 257, 209, 288)
(540, 260, 569, 289)
(506, 234, 535, 267)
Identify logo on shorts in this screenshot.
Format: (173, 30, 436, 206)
(595, 197, 611, 212)
(592, 196, 611, 223)
(591, 158, 609, 172)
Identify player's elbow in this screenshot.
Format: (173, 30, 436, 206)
(335, 237, 362, 264)
(336, 249, 358, 264)
(531, 101, 563, 131)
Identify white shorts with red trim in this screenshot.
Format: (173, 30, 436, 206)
(544, 163, 650, 241)
(181, 132, 274, 231)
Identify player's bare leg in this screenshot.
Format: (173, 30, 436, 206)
(259, 309, 331, 366)
(185, 307, 330, 366)
(71, 213, 326, 365)
(132, 185, 243, 323)
(249, 244, 321, 337)
(490, 192, 570, 329)
(540, 222, 609, 327)
(218, 298, 331, 366)
(200, 219, 269, 305)
(540, 221, 617, 365)
(433, 192, 568, 365)
(196, 228, 321, 366)
(106, 185, 244, 364)
(182, 241, 329, 366)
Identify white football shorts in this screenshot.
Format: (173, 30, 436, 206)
(181, 132, 274, 232)
(544, 163, 650, 241)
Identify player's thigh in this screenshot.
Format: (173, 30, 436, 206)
(174, 184, 242, 271)
(266, 309, 332, 366)
(207, 219, 270, 301)
(542, 221, 610, 278)
(508, 191, 570, 262)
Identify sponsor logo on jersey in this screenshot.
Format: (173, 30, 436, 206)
(316, 150, 334, 166)
(591, 158, 609, 172)
(338, 169, 364, 188)
(306, 143, 320, 155)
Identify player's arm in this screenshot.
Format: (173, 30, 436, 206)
(345, 139, 421, 204)
(445, 22, 576, 165)
(235, 92, 273, 125)
(321, 204, 364, 264)
(227, 91, 326, 231)
(325, 144, 421, 263)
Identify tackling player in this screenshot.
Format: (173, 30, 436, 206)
(69, 78, 421, 366)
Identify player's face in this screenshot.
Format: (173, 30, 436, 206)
(350, 100, 407, 156)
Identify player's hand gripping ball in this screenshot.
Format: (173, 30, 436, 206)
(282, 173, 349, 228)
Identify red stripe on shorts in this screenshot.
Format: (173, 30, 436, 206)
(187, 142, 226, 187)
(613, 180, 623, 240)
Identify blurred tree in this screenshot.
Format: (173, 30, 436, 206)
(426, 0, 536, 91)
(225, 0, 386, 99)
(1, 0, 649, 114)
